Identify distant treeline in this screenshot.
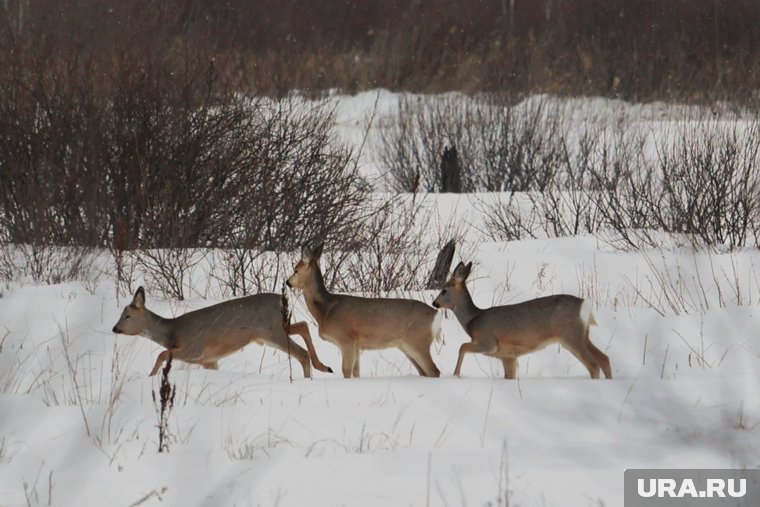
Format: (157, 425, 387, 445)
(2, 0, 759, 102)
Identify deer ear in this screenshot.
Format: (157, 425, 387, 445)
(462, 262, 473, 281)
(132, 286, 146, 308)
(312, 243, 324, 260)
(301, 244, 313, 261)
(452, 262, 467, 281)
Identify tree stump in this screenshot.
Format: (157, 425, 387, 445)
(440, 145, 462, 193)
(426, 239, 456, 289)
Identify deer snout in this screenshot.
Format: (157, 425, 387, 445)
(431, 300, 439, 308)
(286, 280, 292, 288)
(112, 325, 120, 334)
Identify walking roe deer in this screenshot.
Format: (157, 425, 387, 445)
(286, 244, 443, 378)
(111, 287, 333, 377)
(432, 262, 612, 379)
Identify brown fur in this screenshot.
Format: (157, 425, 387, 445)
(287, 244, 442, 378)
(112, 288, 333, 377)
(433, 262, 612, 379)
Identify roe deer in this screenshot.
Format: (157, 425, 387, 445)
(286, 243, 442, 378)
(432, 262, 612, 379)
(111, 287, 333, 377)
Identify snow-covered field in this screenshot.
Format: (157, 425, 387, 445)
(1, 93, 759, 507)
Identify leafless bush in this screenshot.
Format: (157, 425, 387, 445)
(531, 128, 609, 238)
(223, 98, 368, 252)
(481, 114, 760, 251)
(210, 249, 291, 298)
(105, 93, 364, 255)
(479, 122, 619, 242)
(656, 121, 760, 249)
(327, 195, 438, 295)
(592, 118, 760, 250)
(0, 245, 15, 283)
(0, 244, 97, 285)
(478, 193, 540, 242)
(133, 249, 201, 302)
(378, 95, 564, 193)
(472, 99, 564, 192)
(0, 7, 369, 295)
(377, 96, 466, 192)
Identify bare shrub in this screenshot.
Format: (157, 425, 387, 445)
(592, 118, 760, 250)
(655, 121, 760, 249)
(224, 98, 367, 252)
(482, 113, 760, 251)
(0, 246, 12, 283)
(0, 244, 97, 285)
(471, 98, 564, 192)
(378, 95, 564, 193)
(0, 0, 374, 289)
(210, 249, 290, 298)
(531, 128, 608, 238)
(478, 193, 540, 242)
(377, 96, 462, 192)
(134, 249, 201, 302)
(582, 124, 660, 249)
(479, 122, 617, 242)
(0, 6, 369, 295)
(327, 195, 438, 295)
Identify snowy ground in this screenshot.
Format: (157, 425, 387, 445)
(1, 93, 759, 507)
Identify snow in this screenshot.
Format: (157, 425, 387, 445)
(1, 92, 759, 507)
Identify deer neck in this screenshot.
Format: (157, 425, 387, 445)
(302, 265, 335, 325)
(453, 286, 482, 330)
(141, 310, 175, 349)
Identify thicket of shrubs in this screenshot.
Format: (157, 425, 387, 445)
(379, 95, 760, 251)
(2, 1, 760, 295)
(0, 2, 400, 293)
(378, 96, 563, 192)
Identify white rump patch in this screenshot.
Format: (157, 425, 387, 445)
(580, 299, 597, 328)
(431, 311, 444, 345)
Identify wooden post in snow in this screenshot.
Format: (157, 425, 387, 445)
(426, 239, 456, 289)
(440, 145, 462, 193)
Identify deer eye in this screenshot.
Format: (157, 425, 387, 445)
(125, 315, 131, 319)
(441, 289, 447, 294)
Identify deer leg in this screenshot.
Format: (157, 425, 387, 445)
(150, 346, 207, 376)
(266, 329, 312, 378)
(586, 339, 612, 379)
(340, 345, 358, 379)
(149, 349, 172, 376)
(454, 336, 498, 377)
(563, 335, 601, 379)
(402, 344, 440, 378)
(401, 351, 427, 376)
(584, 324, 612, 379)
(352, 349, 361, 377)
(501, 357, 518, 379)
(287, 321, 333, 373)
(150, 347, 195, 376)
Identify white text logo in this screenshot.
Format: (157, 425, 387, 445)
(637, 478, 746, 499)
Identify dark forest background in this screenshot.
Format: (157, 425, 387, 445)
(3, 0, 760, 102)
